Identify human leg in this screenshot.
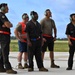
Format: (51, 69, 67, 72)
(66, 45, 74, 70)
(23, 52, 29, 68)
(35, 41, 48, 71)
(0, 55, 6, 72)
(18, 41, 24, 69)
(1, 41, 17, 74)
(28, 45, 34, 71)
(41, 41, 47, 60)
(17, 52, 24, 69)
(48, 38, 60, 68)
(21, 42, 28, 68)
(0, 42, 6, 72)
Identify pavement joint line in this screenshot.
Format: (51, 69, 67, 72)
(9, 56, 75, 61)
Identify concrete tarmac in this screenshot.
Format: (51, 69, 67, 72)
(0, 52, 75, 75)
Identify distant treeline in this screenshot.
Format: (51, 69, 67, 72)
(11, 36, 16, 40)
(11, 36, 67, 40)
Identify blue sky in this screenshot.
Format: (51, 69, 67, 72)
(0, 0, 75, 38)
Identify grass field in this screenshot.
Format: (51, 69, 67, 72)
(10, 40, 69, 52)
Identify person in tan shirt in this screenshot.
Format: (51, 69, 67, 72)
(0, 3, 17, 74)
(40, 9, 60, 68)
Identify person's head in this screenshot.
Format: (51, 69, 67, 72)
(22, 13, 29, 23)
(45, 9, 52, 18)
(70, 13, 75, 22)
(0, 3, 8, 13)
(30, 11, 38, 21)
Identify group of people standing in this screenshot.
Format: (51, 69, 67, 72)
(14, 8, 60, 72)
(0, 3, 75, 74)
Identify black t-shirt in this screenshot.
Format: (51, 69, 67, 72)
(26, 20, 42, 38)
(65, 22, 75, 37)
(0, 12, 10, 33)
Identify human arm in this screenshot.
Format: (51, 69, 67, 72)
(26, 33, 32, 46)
(14, 24, 24, 42)
(40, 19, 47, 42)
(0, 14, 13, 28)
(65, 24, 72, 45)
(52, 20, 57, 41)
(53, 26, 57, 41)
(67, 35, 72, 45)
(3, 21, 13, 28)
(26, 23, 32, 46)
(14, 28, 25, 42)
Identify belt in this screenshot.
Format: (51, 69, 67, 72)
(42, 34, 52, 38)
(31, 37, 40, 41)
(0, 31, 10, 35)
(23, 39, 27, 43)
(70, 36, 75, 40)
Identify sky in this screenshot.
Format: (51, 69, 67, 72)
(0, 0, 75, 38)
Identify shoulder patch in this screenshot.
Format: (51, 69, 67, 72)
(2, 15, 5, 18)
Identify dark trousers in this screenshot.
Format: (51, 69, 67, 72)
(0, 34, 12, 70)
(68, 40, 75, 68)
(28, 40, 43, 69)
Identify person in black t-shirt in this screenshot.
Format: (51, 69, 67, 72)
(0, 3, 17, 74)
(66, 13, 75, 70)
(26, 11, 48, 72)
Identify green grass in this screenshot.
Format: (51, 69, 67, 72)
(10, 40, 18, 52)
(54, 41, 69, 52)
(10, 40, 69, 52)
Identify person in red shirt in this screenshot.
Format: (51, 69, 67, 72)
(14, 13, 29, 69)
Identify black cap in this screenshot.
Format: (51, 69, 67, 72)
(70, 13, 75, 18)
(22, 13, 27, 19)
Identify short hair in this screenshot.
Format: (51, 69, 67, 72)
(45, 9, 51, 12)
(0, 3, 7, 9)
(70, 13, 75, 18)
(22, 13, 27, 19)
(30, 11, 37, 16)
(45, 9, 51, 16)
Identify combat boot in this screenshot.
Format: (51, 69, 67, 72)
(39, 67, 48, 72)
(24, 63, 29, 68)
(66, 67, 72, 70)
(6, 69, 17, 74)
(28, 68, 34, 72)
(51, 60, 60, 68)
(0, 68, 6, 72)
(18, 63, 24, 69)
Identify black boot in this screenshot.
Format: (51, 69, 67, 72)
(66, 67, 72, 70)
(6, 69, 17, 74)
(18, 63, 24, 69)
(0, 68, 6, 72)
(24, 63, 29, 68)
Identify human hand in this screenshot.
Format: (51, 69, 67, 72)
(53, 37, 56, 41)
(68, 41, 72, 46)
(27, 40, 32, 46)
